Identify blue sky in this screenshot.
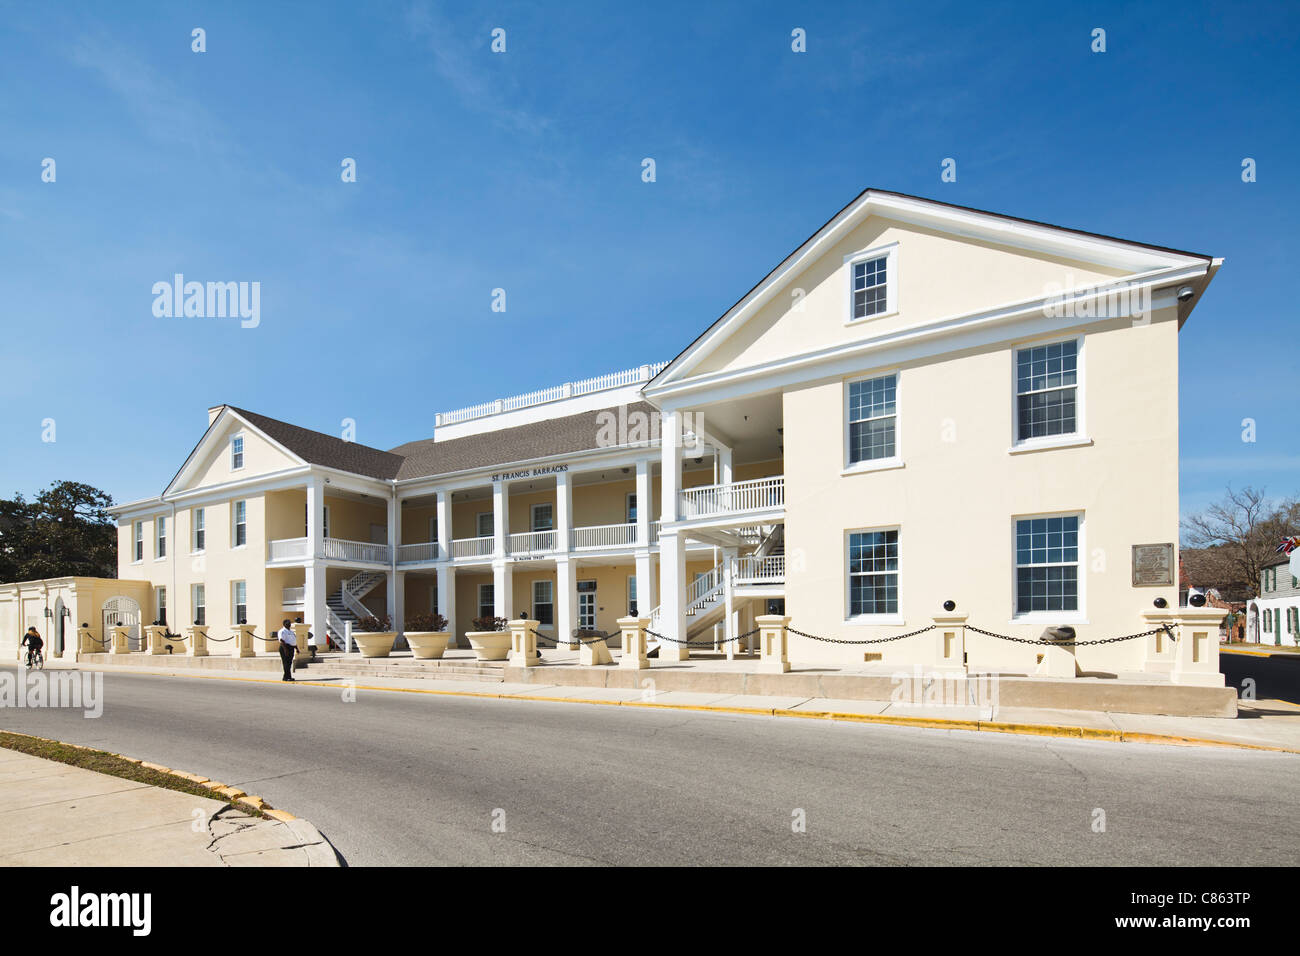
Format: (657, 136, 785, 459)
(1, 1, 1297, 521)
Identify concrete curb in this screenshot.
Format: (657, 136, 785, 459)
(0, 730, 341, 865)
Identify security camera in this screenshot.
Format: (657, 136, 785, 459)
(1176, 286, 1195, 302)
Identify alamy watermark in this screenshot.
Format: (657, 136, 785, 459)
(152, 274, 260, 328)
(1042, 273, 1150, 324)
(0, 670, 103, 717)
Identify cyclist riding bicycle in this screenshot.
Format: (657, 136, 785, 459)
(20, 627, 44, 668)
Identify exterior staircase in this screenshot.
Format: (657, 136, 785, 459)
(325, 570, 386, 647)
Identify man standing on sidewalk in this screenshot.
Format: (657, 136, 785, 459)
(277, 619, 297, 682)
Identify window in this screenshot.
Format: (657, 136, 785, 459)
(1015, 515, 1080, 614)
(156, 587, 167, 626)
(233, 500, 247, 547)
(232, 581, 247, 625)
(477, 512, 493, 537)
(1264, 609, 1272, 631)
(133, 521, 144, 562)
(532, 580, 554, 626)
(1015, 340, 1078, 441)
(193, 584, 206, 626)
(429, 516, 439, 543)
(478, 584, 494, 620)
(628, 575, 638, 615)
(851, 255, 888, 319)
(847, 374, 898, 464)
(231, 435, 244, 470)
(156, 515, 167, 558)
(848, 530, 898, 616)
(626, 494, 637, 524)
(578, 579, 597, 629)
(531, 503, 554, 532)
(323, 505, 330, 540)
(193, 508, 206, 552)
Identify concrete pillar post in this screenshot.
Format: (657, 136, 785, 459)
(619, 616, 650, 669)
(931, 613, 967, 674)
(756, 614, 791, 673)
(508, 618, 539, 667)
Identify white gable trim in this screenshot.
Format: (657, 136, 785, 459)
(160, 407, 307, 499)
(649, 190, 1210, 390)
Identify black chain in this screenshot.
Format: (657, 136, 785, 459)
(530, 628, 613, 647)
(787, 624, 936, 646)
(964, 623, 1175, 647)
(644, 627, 760, 647)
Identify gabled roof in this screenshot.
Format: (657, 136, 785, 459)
(648, 187, 1217, 393)
(226, 407, 404, 481)
(390, 402, 657, 481)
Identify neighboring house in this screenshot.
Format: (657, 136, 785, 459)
(2, 189, 1223, 676)
(1245, 557, 1300, 646)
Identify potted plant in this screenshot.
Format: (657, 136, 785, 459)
(466, 616, 511, 661)
(404, 612, 450, 660)
(352, 614, 397, 658)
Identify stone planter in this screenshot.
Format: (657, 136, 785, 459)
(466, 630, 510, 661)
(406, 632, 450, 660)
(353, 631, 397, 658)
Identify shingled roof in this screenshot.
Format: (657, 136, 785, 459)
(389, 402, 656, 480)
(226, 407, 405, 480)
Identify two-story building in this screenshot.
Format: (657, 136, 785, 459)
(1246, 557, 1300, 646)
(7, 189, 1224, 677)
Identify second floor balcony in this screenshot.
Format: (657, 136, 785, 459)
(678, 475, 785, 522)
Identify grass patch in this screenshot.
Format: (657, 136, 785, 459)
(0, 730, 267, 818)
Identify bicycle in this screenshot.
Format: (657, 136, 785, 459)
(25, 648, 43, 671)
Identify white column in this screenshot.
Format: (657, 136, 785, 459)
(306, 475, 324, 559)
(635, 550, 655, 618)
(556, 471, 572, 552)
(658, 410, 688, 659)
(493, 481, 509, 557)
(660, 409, 682, 524)
(719, 446, 733, 485)
(493, 561, 513, 619)
(387, 494, 400, 634)
(556, 555, 576, 648)
(305, 561, 327, 653)
(391, 570, 405, 639)
(723, 546, 737, 661)
(635, 459, 651, 546)
(437, 565, 457, 647)
(435, 490, 451, 559)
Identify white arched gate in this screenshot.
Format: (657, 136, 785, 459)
(102, 596, 141, 651)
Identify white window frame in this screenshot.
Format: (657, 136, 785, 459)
(232, 580, 247, 625)
(628, 575, 638, 615)
(626, 493, 637, 524)
(532, 579, 554, 627)
(429, 515, 438, 543)
(155, 514, 167, 560)
(577, 579, 597, 630)
(192, 584, 206, 626)
(1011, 511, 1087, 624)
(133, 521, 144, 563)
(156, 586, 167, 626)
(844, 526, 903, 625)
(843, 241, 899, 326)
(230, 434, 245, 471)
(477, 583, 495, 620)
(232, 500, 248, 549)
(530, 503, 554, 532)
(476, 512, 493, 538)
(192, 507, 206, 553)
(842, 370, 903, 475)
(1009, 334, 1090, 454)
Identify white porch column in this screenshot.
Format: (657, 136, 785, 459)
(493, 560, 513, 620)
(437, 565, 457, 647)
(635, 550, 655, 618)
(635, 459, 651, 546)
(435, 490, 451, 560)
(556, 555, 576, 648)
(387, 495, 400, 634)
(658, 409, 688, 660)
(305, 561, 327, 654)
(306, 475, 324, 559)
(723, 546, 737, 661)
(390, 571, 405, 639)
(556, 471, 572, 552)
(719, 446, 733, 485)
(493, 481, 509, 558)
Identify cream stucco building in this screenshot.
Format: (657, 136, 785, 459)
(5, 190, 1222, 677)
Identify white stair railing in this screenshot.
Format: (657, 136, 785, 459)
(326, 607, 352, 652)
(734, 553, 785, 583)
(341, 571, 385, 620)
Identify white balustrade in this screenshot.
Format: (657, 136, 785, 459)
(268, 537, 309, 561)
(451, 535, 495, 559)
(679, 476, 785, 519)
(322, 538, 391, 564)
(397, 541, 440, 564)
(510, 530, 557, 555)
(734, 554, 785, 583)
(572, 522, 638, 550)
(281, 587, 305, 607)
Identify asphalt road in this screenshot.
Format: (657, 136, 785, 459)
(1221, 650, 1300, 705)
(2, 666, 1297, 866)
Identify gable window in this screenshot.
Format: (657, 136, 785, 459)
(848, 529, 899, 617)
(230, 435, 244, 470)
(478, 584, 495, 620)
(156, 515, 167, 558)
(1015, 514, 1080, 614)
(192, 508, 206, 552)
(532, 580, 554, 626)
(233, 500, 247, 548)
(192, 584, 206, 626)
(845, 244, 897, 323)
(847, 374, 898, 465)
(232, 581, 247, 625)
(1015, 340, 1078, 442)
(133, 521, 144, 562)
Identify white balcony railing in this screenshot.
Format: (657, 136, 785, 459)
(572, 522, 638, 550)
(679, 476, 785, 520)
(268, 537, 309, 561)
(451, 535, 495, 559)
(322, 537, 391, 564)
(437, 361, 668, 427)
(510, 530, 557, 555)
(734, 554, 785, 583)
(281, 587, 305, 607)
(397, 541, 440, 564)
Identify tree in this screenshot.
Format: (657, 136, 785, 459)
(0, 481, 117, 582)
(1181, 486, 1300, 598)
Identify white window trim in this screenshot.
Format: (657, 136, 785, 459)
(842, 369, 903, 474)
(530, 502, 554, 532)
(231, 580, 248, 625)
(155, 514, 167, 561)
(192, 584, 206, 626)
(628, 574, 638, 615)
(429, 515, 438, 543)
(230, 433, 245, 472)
(532, 579, 554, 628)
(476, 512, 493, 538)
(477, 583, 495, 619)
(626, 493, 637, 524)
(132, 520, 144, 564)
(1010, 510, 1088, 625)
(844, 525, 903, 626)
(843, 241, 899, 326)
(232, 500, 248, 550)
(191, 507, 206, 554)
(1009, 334, 1089, 453)
(156, 586, 167, 623)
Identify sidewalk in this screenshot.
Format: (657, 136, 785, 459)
(0, 747, 339, 866)
(70, 659, 1300, 754)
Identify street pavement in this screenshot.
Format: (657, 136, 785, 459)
(1221, 647, 1300, 706)
(1, 665, 1296, 866)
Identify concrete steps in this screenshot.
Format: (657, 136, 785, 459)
(306, 657, 507, 682)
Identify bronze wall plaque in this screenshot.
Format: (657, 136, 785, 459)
(1132, 543, 1175, 587)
